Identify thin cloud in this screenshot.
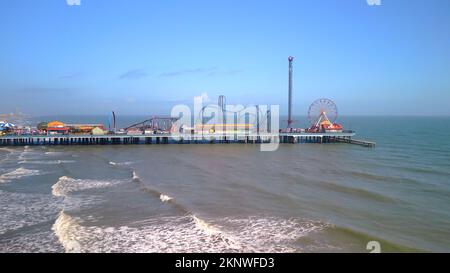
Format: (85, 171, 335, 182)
(119, 69, 148, 80)
(207, 69, 244, 77)
(159, 67, 218, 77)
(224, 69, 243, 75)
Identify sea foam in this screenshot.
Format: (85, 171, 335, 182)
(0, 167, 41, 183)
(52, 176, 124, 197)
(159, 194, 173, 203)
(51, 212, 328, 253)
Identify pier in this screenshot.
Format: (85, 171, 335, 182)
(332, 137, 376, 147)
(0, 132, 375, 147)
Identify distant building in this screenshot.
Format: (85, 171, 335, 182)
(194, 124, 253, 134)
(47, 121, 69, 135)
(66, 124, 106, 134)
(127, 129, 142, 135)
(37, 122, 48, 131)
(91, 127, 105, 135)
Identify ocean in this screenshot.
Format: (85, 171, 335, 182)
(0, 116, 449, 252)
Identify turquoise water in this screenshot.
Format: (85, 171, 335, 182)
(0, 116, 449, 252)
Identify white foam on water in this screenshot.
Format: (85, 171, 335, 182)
(132, 171, 140, 181)
(18, 146, 35, 160)
(0, 167, 41, 183)
(52, 176, 124, 197)
(0, 229, 64, 253)
(45, 152, 65, 156)
(0, 179, 107, 236)
(19, 160, 75, 165)
(0, 190, 63, 235)
(110, 161, 134, 166)
(0, 147, 16, 163)
(0, 147, 16, 154)
(52, 211, 83, 252)
(51, 212, 329, 253)
(220, 217, 329, 251)
(159, 194, 173, 203)
(192, 215, 221, 235)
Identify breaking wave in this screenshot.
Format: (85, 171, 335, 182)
(52, 176, 124, 197)
(52, 211, 83, 252)
(0, 167, 41, 183)
(159, 194, 173, 203)
(192, 215, 221, 235)
(51, 211, 328, 253)
(132, 171, 140, 181)
(131, 170, 181, 207)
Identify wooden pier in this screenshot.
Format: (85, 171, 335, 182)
(332, 137, 376, 147)
(0, 132, 375, 148)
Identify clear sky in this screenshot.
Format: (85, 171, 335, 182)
(1, 0, 449, 116)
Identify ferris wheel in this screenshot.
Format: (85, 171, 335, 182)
(308, 98, 338, 125)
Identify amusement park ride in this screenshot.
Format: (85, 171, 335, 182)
(119, 56, 345, 136)
(119, 96, 344, 135)
(306, 98, 343, 133)
(283, 56, 344, 134)
(122, 116, 178, 134)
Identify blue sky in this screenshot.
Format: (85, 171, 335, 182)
(0, 0, 449, 116)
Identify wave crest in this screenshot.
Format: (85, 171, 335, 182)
(51, 213, 328, 253)
(0, 167, 41, 183)
(52, 176, 123, 197)
(159, 194, 173, 203)
(132, 171, 140, 181)
(52, 211, 82, 253)
(110, 161, 133, 166)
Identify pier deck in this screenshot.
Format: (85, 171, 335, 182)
(333, 137, 376, 147)
(0, 132, 375, 147)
